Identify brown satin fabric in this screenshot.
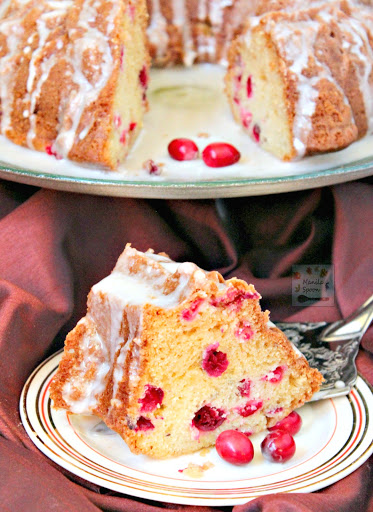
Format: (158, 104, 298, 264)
(0, 179, 372, 512)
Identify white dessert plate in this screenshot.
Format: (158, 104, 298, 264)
(20, 350, 373, 506)
(1, 65, 373, 199)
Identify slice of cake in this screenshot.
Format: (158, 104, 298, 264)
(0, 0, 149, 169)
(225, 1, 373, 160)
(50, 245, 322, 459)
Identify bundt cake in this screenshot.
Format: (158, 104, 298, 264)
(225, 0, 373, 160)
(50, 245, 322, 459)
(0, 0, 149, 169)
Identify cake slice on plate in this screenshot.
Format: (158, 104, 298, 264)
(50, 245, 322, 458)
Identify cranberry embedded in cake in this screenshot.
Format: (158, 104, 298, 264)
(202, 343, 229, 377)
(252, 124, 261, 143)
(263, 365, 286, 383)
(236, 399, 263, 417)
(237, 378, 251, 397)
(139, 385, 164, 412)
(192, 405, 226, 432)
(135, 416, 155, 431)
(246, 75, 253, 98)
(235, 320, 254, 341)
(181, 298, 205, 321)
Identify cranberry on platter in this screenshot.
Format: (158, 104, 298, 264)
(168, 138, 199, 161)
(202, 143, 240, 168)
(268, 411, 302, 436)
(216, 430, 254, 465)
(261, 430, 296, 463)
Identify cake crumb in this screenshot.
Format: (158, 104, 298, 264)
(199, 447, 212, 457)
(178, 462, 214, 478)
(197, 132, 209, 138)
(143, 159, 163, 175)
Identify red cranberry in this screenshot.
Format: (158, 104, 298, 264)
(216, 430, 254, 465)
(211, 288, 259, 308)
(268, 411, 302, 436)
(168, 138, 199, 161)
(202, 343, 229, 377)
(135, 416, 154, 431)
(129, 122, 137, 131)
(192, 405, 226, 431)
(247, 75, 253, 98)
(266, 407, 284, 416)
(237, 378, 251, 397)
(253, 124, 261, 142)
(138, 385, 164, 413)
(129, 4, 136, 21)
(120, 46, 124, 70)
(237, 399, 263, 417)
(241, 109, 252, 129)
(235, 320, 254, 341)
(120, 129, 127, 144)
(261, 430, 296, 463)
(263, 366, 286, 383)
(139, 66, 148, 89)
(181, 298, 205, 321)
(202, 143, 240, 168)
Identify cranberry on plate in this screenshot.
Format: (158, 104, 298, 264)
(261, 430, 296, 463)
(202, 143, 240, 168)
(168, 138, 199, 161)
(268, 411, 302, 436)
(216, 430, 254, 465)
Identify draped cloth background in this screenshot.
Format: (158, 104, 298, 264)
(0, 178, 372, 512)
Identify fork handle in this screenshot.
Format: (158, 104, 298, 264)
(321, 294, 373, 341)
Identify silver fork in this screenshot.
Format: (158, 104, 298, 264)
(274, 294, 373, 401)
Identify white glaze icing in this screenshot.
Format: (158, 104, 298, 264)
(62, 317, 111, 413)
